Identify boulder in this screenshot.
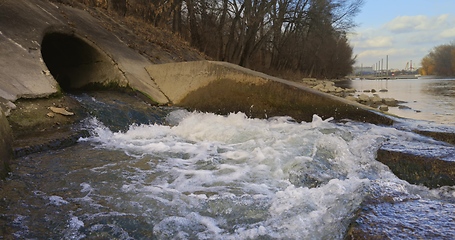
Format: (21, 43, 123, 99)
(383, 98, 398, 107)
(358, 94, 370, 103)
(379, 105, 389, 111)
(370, 95, 383, 105)
(345, 96, 357, 102)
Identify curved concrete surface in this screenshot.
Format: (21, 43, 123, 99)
(41, 30, 127, 91)
(0, 0, 168, 104)
(146, 61, 394, 125)
(1, 0, 393, 126)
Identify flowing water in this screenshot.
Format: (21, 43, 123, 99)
(336, 77, 455, 125)
(1, 90, 455, 239)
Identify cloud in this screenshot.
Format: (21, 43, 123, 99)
(351, 13, 455, 68)
(348, 31, 393, 48)
(439, 27, 455, 39)
(357, 48, 410, 58)
(384, 14, 451, 33)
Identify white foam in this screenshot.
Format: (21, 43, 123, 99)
(80, 111, 420, 238)
(48, 195, 68, 206)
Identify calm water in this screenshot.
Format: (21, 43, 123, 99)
(1, 91, 455, 239)
(337, 78, 455, 125)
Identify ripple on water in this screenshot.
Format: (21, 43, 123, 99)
(1, 110, 455, 239)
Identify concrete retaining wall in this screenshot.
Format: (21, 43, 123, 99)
(0, 108, 13, 179)
(0, 0, 168, 104)
(147, 61, 394, 125)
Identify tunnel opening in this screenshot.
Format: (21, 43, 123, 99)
(41, 31, 125, 92)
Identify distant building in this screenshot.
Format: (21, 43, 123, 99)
(352, 66, 374, 75)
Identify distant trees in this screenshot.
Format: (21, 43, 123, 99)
(420, 42, 455, 76)
(70, 0, 363, 79)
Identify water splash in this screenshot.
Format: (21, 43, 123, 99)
(3, 110, 455, 239)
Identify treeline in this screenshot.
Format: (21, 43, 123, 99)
(69, 0, 363, 79)
(420, 42, 455, 76)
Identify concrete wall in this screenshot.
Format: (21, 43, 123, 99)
(0, 108, 13, 179)
(0, 0, 168, 104)
(147, 61, 394, 125)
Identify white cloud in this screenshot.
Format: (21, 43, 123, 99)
(350, 13, 455, 69)
(385, 15, 430, 33)
(439, 27, 455, 39)
(384, 14, 451, 33)
(348, 31, 393, 48)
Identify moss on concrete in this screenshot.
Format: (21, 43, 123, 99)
(0, 109, 12, 178)
(179, 78, 394, 125)
(376, 149, 455, 188)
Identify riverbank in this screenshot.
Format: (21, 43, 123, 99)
(2, 0, 455, 239)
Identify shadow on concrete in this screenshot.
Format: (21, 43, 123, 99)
(41, 31, 124, 91)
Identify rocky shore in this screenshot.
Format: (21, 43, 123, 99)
(302, 78, 399, 112)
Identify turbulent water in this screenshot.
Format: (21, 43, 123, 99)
(2, 103, 455, 239)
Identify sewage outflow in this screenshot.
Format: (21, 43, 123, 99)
(1, 92, 455, 239)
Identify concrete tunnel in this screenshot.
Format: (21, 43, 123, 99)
(41, 31, 125, 91)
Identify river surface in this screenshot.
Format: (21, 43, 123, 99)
(336, 77, 455, 125)
(1, 91, 455, 239)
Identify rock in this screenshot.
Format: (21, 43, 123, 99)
(379, 105, 389, 111)
(377, 149, 455, 188)
(371, 89, 377, 93)
(326, 85, 337, 92)
(398, 105, 412, 110)
(0, 99, 16, 117)
(345, 88, 356, 93)
(313, 84, 325, 91)
(383, 98, 397, 106)
(46, 112, 55, 118)
(363, 89, 371, 93)
(379, 89, 388, 92)
(370, 95, 383, 104)
(345, 96, 357, 102)
(335, 87, 344, 93)
(48, 106, 74, 116)
(358, 94, 370, 102)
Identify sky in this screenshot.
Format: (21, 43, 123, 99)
(349, 0, 455, 70)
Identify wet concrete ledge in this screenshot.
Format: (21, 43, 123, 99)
(1, 0, 455, 193)
(377, 149, 455, 189)
(146, 61, 394, 125)
(0, 107, 13, 179)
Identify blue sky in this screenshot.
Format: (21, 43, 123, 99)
(349, 0, 455, 70)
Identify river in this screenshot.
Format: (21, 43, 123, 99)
(1, 87, 455, 239)
(336, 77, 455, 125)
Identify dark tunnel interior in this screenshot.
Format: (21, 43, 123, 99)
(41, 32, 120, 92)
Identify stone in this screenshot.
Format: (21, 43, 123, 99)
(48, 106, 74, 116)
(379, 89, 388, 92)
(383, 98, 398, 106)
(345, 96, 357, 102)
(46, 112, 55, 118)
(370, 95, 383, 104)
(379, 105, 389, 111)
(335, 87, 344, 93)
(313, 84, 325, 91)
(358, 94, 370, 102)
(326, 85, 337, 92)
